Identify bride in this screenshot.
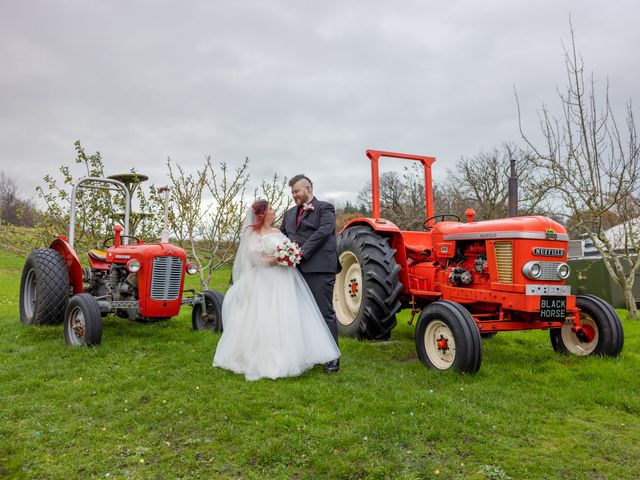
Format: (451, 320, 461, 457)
(213, 199, 340, 381)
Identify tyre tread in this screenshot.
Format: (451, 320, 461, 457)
(64, 293, 102, 346)
(336, 226, 402, 340)
(192, 290, 225, 332)
(415, 300, 482, 373)
(20, 248, 69, 325)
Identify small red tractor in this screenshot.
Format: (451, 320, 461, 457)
(19, 176, 224, 346)
(333, 150, 624, 372)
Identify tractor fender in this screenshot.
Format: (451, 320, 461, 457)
(339, 217, 401, 235)
(338, 218, 408, 274)
(49, 238, 84, 294)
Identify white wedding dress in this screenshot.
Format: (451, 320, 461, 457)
(213, 227, 340, 381)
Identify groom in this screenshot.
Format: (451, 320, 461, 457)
(280, 174, 340, 373)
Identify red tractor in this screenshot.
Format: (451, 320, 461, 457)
(333, 150, 624, 372)
(19, 177, 224, 346)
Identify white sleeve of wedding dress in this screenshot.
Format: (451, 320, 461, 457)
(232, 209, 269, 282)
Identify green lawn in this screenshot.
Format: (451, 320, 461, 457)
(0, 250, 639, 479)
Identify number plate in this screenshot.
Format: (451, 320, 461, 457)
(539, 296, 567, 321)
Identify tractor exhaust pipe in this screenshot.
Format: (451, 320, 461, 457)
(158, 186, 170, 243)
(508, 157, 518, 217)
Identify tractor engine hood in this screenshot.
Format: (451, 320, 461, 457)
(106, 243, 187, 262)
(433, 216, 569, 242)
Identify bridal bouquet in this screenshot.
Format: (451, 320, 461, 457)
(274, 240, 302, 267)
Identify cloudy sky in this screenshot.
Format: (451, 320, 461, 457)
(1, 1, 639, 206)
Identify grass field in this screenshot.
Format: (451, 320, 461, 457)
(1, 249, 639, 479)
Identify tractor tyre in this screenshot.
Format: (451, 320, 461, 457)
(64, 294, 103, 346)
(415, 300, 483, 373)
(550, 294, 623, 357)
(192, 290, 225, 332)
(19, 248, 70, 325)
(334, 225, 402, 340)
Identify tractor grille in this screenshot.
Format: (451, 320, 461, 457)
(537, 261, 565, 281)
(150, 256, 183, 300)
(494, 241, 513, 283)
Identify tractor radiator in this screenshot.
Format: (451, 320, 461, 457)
(537, 261, 566, 281)
(150, 256, 183, 300)
(494, 241, 513, 284)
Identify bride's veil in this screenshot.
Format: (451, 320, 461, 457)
(232, 208, 267, 282)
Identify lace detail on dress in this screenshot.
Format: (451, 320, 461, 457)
(260, 231, 286, 256)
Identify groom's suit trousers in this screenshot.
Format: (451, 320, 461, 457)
(301, 271, 339, 347)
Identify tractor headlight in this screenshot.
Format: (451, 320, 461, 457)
(522, 261, 542, 279)
(557, 263, 570, 279)
(126, 259, 141, 273)
(186, 262, 198, 275)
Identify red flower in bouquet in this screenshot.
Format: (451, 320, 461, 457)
(274, 240, 302, 267)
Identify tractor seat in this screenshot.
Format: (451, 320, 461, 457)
(88, 249, 108, 261)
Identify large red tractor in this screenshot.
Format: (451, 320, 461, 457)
(19, 177, 224, 346)
(333, 150, 624, 372)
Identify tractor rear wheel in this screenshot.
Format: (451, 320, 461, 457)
(550, 294, 623, 357)
(64, 294, 103, 346)
(19, 248, 69, 325)
(192, 290, 224, 332)
(334, 226, 402, 340)
(415, 300, 483, 373)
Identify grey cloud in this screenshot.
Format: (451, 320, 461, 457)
(1, 0, 639, 206)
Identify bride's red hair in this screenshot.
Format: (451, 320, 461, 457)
(250, 199, 269, 231)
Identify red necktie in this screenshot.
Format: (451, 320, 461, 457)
(296, 207, 304, 226)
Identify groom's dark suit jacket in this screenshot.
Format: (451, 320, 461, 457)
(280, 197, 338, 274)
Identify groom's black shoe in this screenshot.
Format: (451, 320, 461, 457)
(324, 359, 340, 373)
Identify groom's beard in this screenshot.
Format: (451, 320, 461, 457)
(294, 195, 313, 207)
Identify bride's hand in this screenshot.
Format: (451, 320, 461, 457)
(265, 256, 278, 267)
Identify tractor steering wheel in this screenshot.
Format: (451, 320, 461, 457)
(423, 214, 461, 231)
(103, 235, 141, 249)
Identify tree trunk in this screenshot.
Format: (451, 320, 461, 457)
(602, 257, 638, 320)
(623, 284, 638, 320)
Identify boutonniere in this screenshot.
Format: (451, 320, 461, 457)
(302, 203, 315, 212)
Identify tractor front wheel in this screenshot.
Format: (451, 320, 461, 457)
(192, 290, 224, 332)
(415, 301, 482, 373)
(333, 226, 402, 340)
(19, 248, 69, 325)
(64, 294, 103, 346)
(550, 294, 623, 357)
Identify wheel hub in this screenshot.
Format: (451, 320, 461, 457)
(334, 251, 363, 327)
(573, 324, 596, 343)
(424, 320, 456, 370)
(561, 313, 598, 355)
(70, 309, 85, 340)
(342, 263, 363, 314)
(24, 268, 37, 319)
(349, 278, 359, 298)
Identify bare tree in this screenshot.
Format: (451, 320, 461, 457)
(0, 172, 38, 227)
(355, 150, 550, 230)
(165, 159, 208, 249)
(446, 143, 552, 220)
(517, 23, 640, 319)
(0, 172, 42, 255)
(357, 164, 428, 230)
(200, 158, 251, 284)
(166, 156, 291, 291)
(35, 141, 162, 255)
(166, 156, 249, 290)
(256, 173, 291, 225)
